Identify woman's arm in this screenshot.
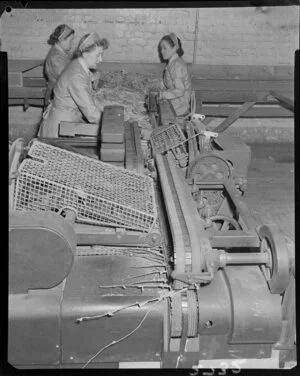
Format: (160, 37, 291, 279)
(68, 73, 102, 124)
(160, 63, 186, 99)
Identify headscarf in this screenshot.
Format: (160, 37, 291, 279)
(58, 25, 74, 41)
(168, 32, 179, 49)
(78, 32, 101, 52)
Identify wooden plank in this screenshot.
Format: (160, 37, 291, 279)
(269, 90, 294, 112)
(8, 59, 43, 72)
(194, 90, 290, 103)
(101, 105, 124, 143)
(8, 72, 23, 87)
(98, 63, 293, 80)
(100, 143, 125, 162)
(214, 102, 256, 133)
(191, 79, 293, 92)
(199, 104, 294, 118)
(59, 122, 100, 137)
(9, 98, 44, 107)
(190, 64, 294, 80)
(8, 86, 46, 98)
(23, 77, 46, 87)
(8, 60, 293, 80)
(125, 122, 144, 174)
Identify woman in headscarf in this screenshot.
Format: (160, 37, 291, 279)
(44, 24, 75, 106)
(38, 32, 109, 138)
(157, 32, 192, 117)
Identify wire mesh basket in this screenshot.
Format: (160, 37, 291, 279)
(150, 123, 187, 155)
(13, 140, 157, 233)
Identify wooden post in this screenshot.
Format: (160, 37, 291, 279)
(193, 8, 199, 65)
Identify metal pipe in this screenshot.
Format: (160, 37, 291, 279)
(224, 252, 269, 265)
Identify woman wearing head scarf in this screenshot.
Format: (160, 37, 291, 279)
(38, 32, 109, 138)
(44, 24, 75, 105)
(158, 32, 192, 117)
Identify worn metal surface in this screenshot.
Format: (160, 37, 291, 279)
(8, 292, 62, 366)
(61, 254, 166, 365)
(9, 211, 76, 294)
(74, 223, 161, 247)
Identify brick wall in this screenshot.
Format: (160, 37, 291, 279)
(3, 6, 298, 139)
(196, 7, 299, 65)
(1, 6, 299, 65)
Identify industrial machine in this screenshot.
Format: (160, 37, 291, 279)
(8, 103, 295, 370)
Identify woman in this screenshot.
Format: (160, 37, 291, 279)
(39, 32, 109, 138)
(157, 33, 192, 117)
(44, 24, 75, 105)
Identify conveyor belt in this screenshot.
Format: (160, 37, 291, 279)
(156, 153, 211, 288)
(161, 155, 192, 267)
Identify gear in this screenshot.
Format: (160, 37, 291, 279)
(187, 154, 232, 182)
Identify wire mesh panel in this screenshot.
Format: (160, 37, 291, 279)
(14, 140, 157, 233)
(150, 124, 187, 155)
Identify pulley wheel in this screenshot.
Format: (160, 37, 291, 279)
(170, 293, 182, 338)
(144, 230, 162, 247)
(187, 154, 232, 182)
(187, 289, 199, 337)
(258, 224, 290, 294)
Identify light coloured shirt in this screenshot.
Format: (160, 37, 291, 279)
(39, 58, 102, 137)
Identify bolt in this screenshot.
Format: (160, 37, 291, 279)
(204, 320, 213, 328)
(70, 356, 74, 360)
(56, 345, 59, 349)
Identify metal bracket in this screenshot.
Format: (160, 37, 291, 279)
(191, 113, 205, 122)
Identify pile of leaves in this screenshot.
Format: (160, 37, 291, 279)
(98, 70, 162, 94)
(94, 70, 164, 129)
(94, 86, 153, 129)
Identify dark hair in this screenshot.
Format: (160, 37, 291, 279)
(73, 35, 109, 58)
(160, 35, 184, 57)
(48, 24, 74, 45)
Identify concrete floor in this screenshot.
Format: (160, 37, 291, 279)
(243, 143, 295, 257)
